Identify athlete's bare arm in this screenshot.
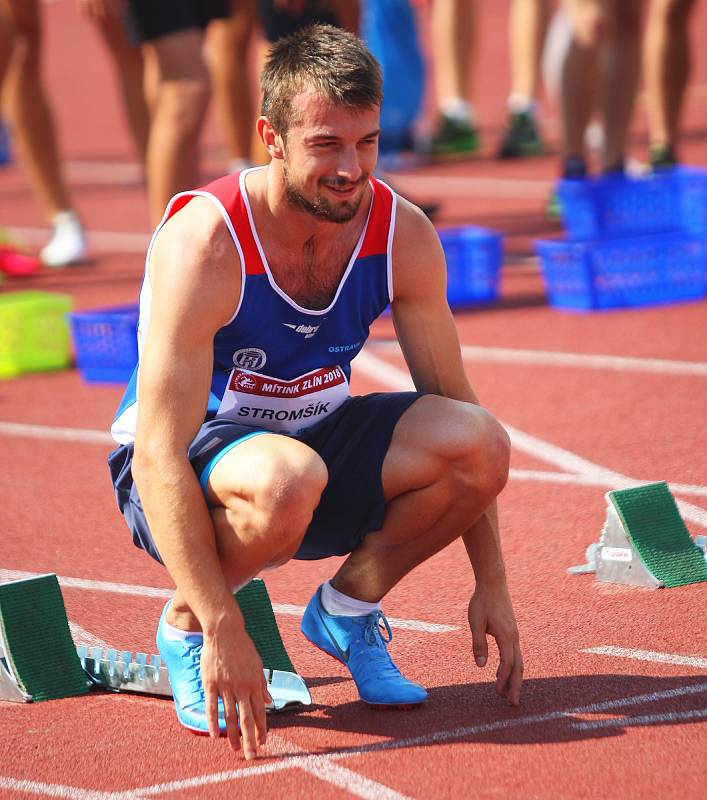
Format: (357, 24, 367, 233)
(391, 198, 523, 705)
(131, 197, 269, 755)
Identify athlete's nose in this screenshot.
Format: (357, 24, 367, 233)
(336, 145, 362, 184)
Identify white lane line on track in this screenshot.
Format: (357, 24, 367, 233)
(509, 469, 707, 498)
(582, 646, 707, 670)
(3, 422, 707, 501)
(4, 682, 706, 798)
(390, 173, 552, 199)
(370, 340, 707, 377)
(0, 569, 457, 635)
(0, 778, 126, 800)
(570, 707, 707, 730)
(267, 734, 413, 800)
(28, 681, 707, 798)
(5, 226, 150, 254)
(68, 622, 110, 650)
(353, 350, 707, 529)
(0, 422, 113, 444)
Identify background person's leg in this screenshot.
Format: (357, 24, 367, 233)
(598, 0, 642, 172)
(92, 9, 150, 165)
(0, 0, 85, 265)
(206, 0, 258, 173)
(429, 0, 479, 156)
(143, 28, 210, 226)
(499, 0, 549, 158)
(557, 0, 605, 174)
(643, 0, 696, 167)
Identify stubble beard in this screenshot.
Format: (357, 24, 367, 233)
(283, 162, 367, 224)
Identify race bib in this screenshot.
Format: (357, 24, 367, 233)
(217, 364, 349, 434)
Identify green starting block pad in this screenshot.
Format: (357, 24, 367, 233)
(0, 574, 310, 710)
(596, 482, 707, 588)
(0, 573, 88, 702)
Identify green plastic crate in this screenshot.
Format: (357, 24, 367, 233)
(0, 291, 72, 379)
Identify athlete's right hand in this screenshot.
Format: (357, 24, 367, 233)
(200, 618, 272, 759)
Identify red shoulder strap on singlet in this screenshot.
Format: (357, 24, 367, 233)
(167, 173, 266, 276)
(359, 177, 394, 259)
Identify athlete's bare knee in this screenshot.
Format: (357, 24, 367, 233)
(456, 407, 510, 503)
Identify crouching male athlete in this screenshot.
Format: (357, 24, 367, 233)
(108, 24, 523, 759)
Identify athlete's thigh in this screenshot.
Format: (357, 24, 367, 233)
(205, 429, 325, 508)
(381, 394, 494, 501)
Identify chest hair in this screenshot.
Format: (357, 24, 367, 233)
(268, 235, 357, 310)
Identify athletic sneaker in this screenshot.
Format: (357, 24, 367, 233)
(428, 114, 479, 158)
(156, 601, 228, 735)
(498, 111, 544, 159)
(650, 143, 677, 172)
(301, 586, 428, 708)
(40, 210, 86, 268)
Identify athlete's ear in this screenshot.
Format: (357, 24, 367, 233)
(258, 117, 284, 160)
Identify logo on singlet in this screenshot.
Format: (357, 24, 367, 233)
(233, 347, 267, 370)
(282, 323, 320, 339)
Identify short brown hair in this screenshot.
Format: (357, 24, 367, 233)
(261, 24, 383, 140)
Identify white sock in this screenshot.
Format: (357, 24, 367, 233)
(507, 94, 535, 114)
(440, 97, 475, 125)
(320, 581, 380, 617)
(162, 618, 203, 642)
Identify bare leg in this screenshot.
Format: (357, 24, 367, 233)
(432, 0, 475, 105)
(599, 0, 642, 171)
(93, 11, 149, 164)
(500, 0, 549, 157)
(144, 28, 210, 226)
(0, 0, 70, 217)
(643, 0, 696, 161)
(206, 0, 256, 171)
(332, 396, 510, 601)
(168, 435, 328, 630)
(558, 0, 604, 166)
(508, 0, 549, 101)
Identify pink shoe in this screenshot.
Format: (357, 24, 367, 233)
(0, 246, 42, 276)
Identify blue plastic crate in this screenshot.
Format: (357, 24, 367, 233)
(68, 304, 138, 383)
(557, 167, 707, 240)
(535, 232, 707, 311)
(438, 225, 503, 307)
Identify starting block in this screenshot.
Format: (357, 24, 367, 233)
(570, 482, 707, 588)
(0, 573, 311, 710)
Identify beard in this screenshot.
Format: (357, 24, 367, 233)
(283, 163, 368, 223)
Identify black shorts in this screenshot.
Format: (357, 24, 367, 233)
(125, 0, 230, 44)
(258, 0, 340, 43)
(108, 392, 422, 564)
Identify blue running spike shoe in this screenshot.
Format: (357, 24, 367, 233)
(156, 602, 228, 735)
(301, 586, 428, 709)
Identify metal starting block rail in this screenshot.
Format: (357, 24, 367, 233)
(0, 573, 311, 710)
(77, 646, 311, 710)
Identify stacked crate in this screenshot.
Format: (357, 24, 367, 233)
(535, 167, 707, 310)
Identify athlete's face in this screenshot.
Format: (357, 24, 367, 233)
(279, 92, 380, 223)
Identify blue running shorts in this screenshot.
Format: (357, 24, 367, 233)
(108, 392, 423, 564)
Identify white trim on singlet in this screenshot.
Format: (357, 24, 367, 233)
(239, 168, 375, 317)
(375, 177, 398, 304)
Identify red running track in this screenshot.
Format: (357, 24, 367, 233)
(1, 2, 707, 798)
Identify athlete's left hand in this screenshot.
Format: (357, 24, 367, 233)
(468, 583, 523, 706)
